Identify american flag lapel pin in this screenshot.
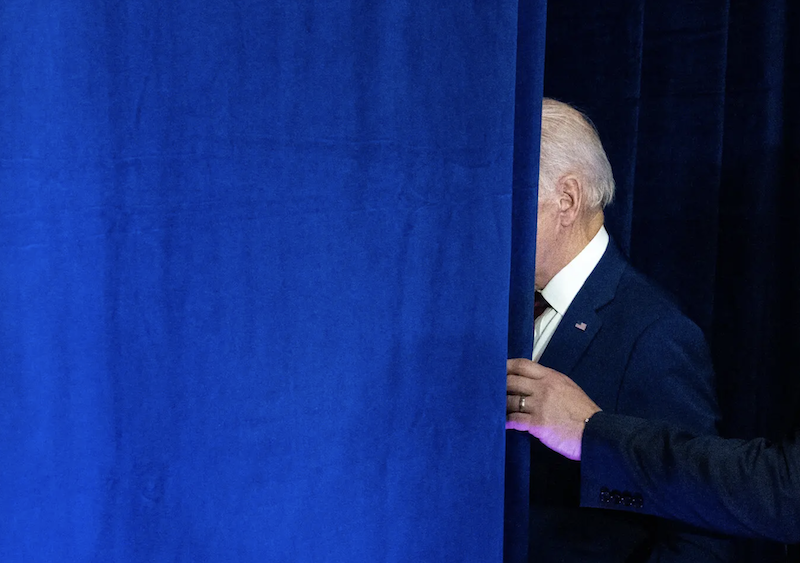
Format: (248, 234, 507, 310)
(575, 322, 587, 331)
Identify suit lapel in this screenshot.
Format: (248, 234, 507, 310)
(538, 240, 627, 377)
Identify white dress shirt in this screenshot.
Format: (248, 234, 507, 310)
(532, 226, 610, 362)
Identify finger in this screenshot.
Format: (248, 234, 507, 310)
(507, 395, 517, 413)
(507, 358, 549, 380)
(505, 412, 532, 431)
(505, 419, 525, 431)
(507, 358, 534, 375)
(507, 374, 536, 396)
(506, 394, 528, 413)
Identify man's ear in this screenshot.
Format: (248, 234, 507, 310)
(557, 175, 583, 226)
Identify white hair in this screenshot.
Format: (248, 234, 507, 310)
(539, 98, 615, 210)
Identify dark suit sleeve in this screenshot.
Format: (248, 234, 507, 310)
(613, 315, 733, 560)
(580, 412, 800, 544)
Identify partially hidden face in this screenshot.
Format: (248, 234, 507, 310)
(534, 193, 561, 290)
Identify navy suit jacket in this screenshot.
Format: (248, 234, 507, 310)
(527, 238, 732, 562)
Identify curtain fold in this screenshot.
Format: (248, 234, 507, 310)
(504, 1, 548, 561)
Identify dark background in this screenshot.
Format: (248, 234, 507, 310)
(544, 1, 800, 560)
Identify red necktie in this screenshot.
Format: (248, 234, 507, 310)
(534, 291, 550, 320)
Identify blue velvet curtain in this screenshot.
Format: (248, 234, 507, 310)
(504, 2, 547, 562)
(544, 1, 800, 560)
(0, 2, 547, 561)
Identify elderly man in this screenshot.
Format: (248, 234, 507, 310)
(513, 99, 731, 562)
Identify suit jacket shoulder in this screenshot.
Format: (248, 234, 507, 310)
(540, 239, 719, 434)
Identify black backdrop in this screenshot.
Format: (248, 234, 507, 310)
(544, 1, 800, 560)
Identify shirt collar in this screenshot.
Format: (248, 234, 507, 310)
(541, 226, 609, 315)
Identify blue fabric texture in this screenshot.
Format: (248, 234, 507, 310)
(0, 2, 545, 561)
(504, 2, 548, 562)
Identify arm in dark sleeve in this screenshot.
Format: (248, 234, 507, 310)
(580, 412, 800, 544)
(616, 315, 733, 561)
